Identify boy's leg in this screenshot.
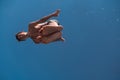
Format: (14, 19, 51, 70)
(34, 9, 60, 24)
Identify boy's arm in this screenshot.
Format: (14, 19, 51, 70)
(40, 25, 63, 36)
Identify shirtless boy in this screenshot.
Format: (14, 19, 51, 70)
(16, 9, 65, 44)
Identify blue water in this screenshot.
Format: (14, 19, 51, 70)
(1, 0, 120, 80)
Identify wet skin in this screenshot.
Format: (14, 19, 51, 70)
(27, 10, 64, 44)
(28, 22, 64, 44)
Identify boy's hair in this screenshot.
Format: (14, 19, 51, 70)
(15, 32, 23, 41)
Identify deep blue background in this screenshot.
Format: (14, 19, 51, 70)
(0, 0, 120, 80)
